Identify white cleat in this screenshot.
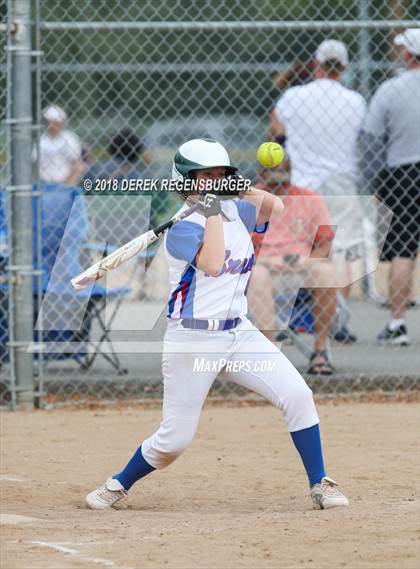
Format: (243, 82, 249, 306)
(86, 478, 127, 510)
(310, 476, 349, 510)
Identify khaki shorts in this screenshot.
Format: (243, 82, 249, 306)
(257, 257, 334, 291)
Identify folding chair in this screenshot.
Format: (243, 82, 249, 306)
(0, 184, 132, 374)
(74, 284, 131, 374)
(36, 283, 131, 375)
(275, 289, 350, 362)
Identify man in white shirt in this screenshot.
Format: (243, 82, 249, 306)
(37, 105, 84, 185)
(363, 29, 420, 346)
(269, 39, 367, 343)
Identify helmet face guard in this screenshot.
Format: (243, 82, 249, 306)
(172, 138, 240, 200)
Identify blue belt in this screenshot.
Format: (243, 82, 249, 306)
(180, 317, 241, 331)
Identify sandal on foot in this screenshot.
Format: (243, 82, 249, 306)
(307, 351, 334, 376)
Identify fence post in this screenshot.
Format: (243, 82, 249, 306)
(7, 0, 34, 408)
(357, 0, 372, 100)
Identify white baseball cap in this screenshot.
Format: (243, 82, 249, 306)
(315, 39, 349, 67)
(43, 105, 67, 123)
(394, 29, 420, 57)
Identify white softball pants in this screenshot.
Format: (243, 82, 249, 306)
(142, 317, 319, 470)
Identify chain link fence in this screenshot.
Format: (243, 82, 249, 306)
(1, 1, 419, 408)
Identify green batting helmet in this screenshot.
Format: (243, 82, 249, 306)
(172, 138, 238, 199)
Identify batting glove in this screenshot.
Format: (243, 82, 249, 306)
(197, 192, 222, 218)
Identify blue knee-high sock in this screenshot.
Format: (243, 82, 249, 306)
(113, 445, 155, 491)
(290, 424, 326, 487)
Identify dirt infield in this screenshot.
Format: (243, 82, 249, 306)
(1, 400, 419, 569)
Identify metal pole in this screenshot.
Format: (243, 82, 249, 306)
(34, 0, 45, 408)
(357, 0, 382, 302)
(357, 0, 371, 99)
(38, 20, 418, 32)
(7, 0, 34, 408)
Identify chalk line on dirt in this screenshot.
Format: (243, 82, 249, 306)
(30, 540, 134, 568)
(0, 475, 28, 482)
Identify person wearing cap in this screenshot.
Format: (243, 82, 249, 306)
(37, 105, 84, 186)
(269, 39, 367, 344)
(362, 29, 420, 346)
(248, 157, 337, 375)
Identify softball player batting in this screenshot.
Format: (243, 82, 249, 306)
(86, 138, 349, 510)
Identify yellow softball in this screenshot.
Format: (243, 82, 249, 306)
(256, 142, 285, 168)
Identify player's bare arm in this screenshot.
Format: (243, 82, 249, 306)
(195, 214, 225, 276)
(241, 185, 284, 226)
(65, 158, 86, 186)
(192, 167, 227, 276)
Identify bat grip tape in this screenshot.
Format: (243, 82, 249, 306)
(153, 219, 174, 236)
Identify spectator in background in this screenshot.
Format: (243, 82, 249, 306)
(269, 39, 367, 344)
(83, 129, 157, 301)
(37, 105, 84, 186)
(85, 127, 157, 235)
(85, 128, 144, 183)
(362, 29, 420, 346)
(248, 159, 336, 375)
(80, 142, 93, 170)
(84, 127, 156, 232)
(273, 59, 315, 90)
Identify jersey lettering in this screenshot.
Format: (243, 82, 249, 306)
(205, 249, 254, 277)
